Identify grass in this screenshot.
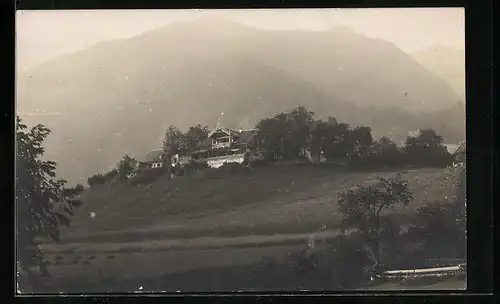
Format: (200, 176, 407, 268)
(31, 245, 301, 293)
(23, 164, 464, 293)
(60, 165, 460, 243)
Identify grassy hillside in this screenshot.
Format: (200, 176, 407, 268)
(58, 165, 461, 244)
(26, 164, 465, 293)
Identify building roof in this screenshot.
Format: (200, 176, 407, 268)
(181, 127, 258, 156)
(370, 141, 391, 149)
(141, 149, 163, 163)
(207, 125, 257, 143)
(208, 126, 238, 138)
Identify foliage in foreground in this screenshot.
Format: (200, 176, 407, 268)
(337, 174, 414, 267)
(407, 165, 466, 260)
(251, 234, 372, 290)
(16, 117, 83, 276)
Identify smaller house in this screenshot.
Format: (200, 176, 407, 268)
(139, 149, 164, 169)
(171, 153, 193, 167)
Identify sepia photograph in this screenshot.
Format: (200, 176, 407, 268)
(15, 8, 466, 293)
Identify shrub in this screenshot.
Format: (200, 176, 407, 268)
(87, 169, 119, 187)
(248, 158, 269, 167)
(182, 160, 209, 174)
(250, 235, 372, 290)
(262, 151, 278, 162)
(87, 173, 105, 187)
(128, 168, 164, 185)
(405, 200, 466, 260)
(103, 169, 118, 181)
(74, 184, 85, 194)
(218, 162, 250, 174)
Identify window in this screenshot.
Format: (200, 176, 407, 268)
(151, 163, 162, 169)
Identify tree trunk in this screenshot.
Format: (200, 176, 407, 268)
(375, 206, 385, 263)
(163, 153, 173, 179)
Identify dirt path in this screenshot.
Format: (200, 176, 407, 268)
(42, 228, 347, 254)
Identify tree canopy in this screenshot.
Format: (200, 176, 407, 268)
(163, 124, 209, 156)
(337, 174, 413, 266)
(117, 154, 138, 180)
(16, 117, 83, 275)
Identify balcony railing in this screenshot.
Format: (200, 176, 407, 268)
(193, 153, 245, 163)
(212, 142, 231, 149)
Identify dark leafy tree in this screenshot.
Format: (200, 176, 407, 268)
(351, 126, 374, 160)
(162, 125, 188, 176)
(255, 114, 287, 161)
(255, 107, 315, 161)
(375, 136, 402, 163)
(283, 106, 315, 159)
(310, 120, 330, 163)
(404, 128, 450, 166)
(117, 154, 138, 180)
(337, 174, 413, 266)
(163, 125, 187, 154)
(322, 122, 352, 159)
(16, 117, 83, 277)
(184, 124, 210, 152)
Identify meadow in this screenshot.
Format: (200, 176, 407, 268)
(29, 164, 463, 292)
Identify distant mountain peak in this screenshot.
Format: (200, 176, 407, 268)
(154, 16, 253, 33)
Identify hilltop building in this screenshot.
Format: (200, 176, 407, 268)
(139, 149, 164, 169)
(172, 124, 260, 169)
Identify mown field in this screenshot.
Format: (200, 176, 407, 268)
(60, 165, 459, 242)
(26, 164, 464, 293)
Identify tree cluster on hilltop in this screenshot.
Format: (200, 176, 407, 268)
(159, 106, 452, 167)
(252, 106, 451, 166)
(85, 105, 453, 188)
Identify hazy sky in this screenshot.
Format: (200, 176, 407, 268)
(16, 8, 464, 71)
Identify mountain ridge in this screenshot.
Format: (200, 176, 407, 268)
(410, 44, 465, 100)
